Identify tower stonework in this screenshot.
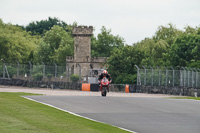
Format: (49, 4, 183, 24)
(73, 26, 93, 63)
(66, 26, 107, 82)
(73, 26, 92, 77)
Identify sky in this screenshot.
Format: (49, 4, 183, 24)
(0, 0, 200, 45)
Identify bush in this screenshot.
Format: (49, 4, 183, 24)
(7, 66, 17, 78)
(47, 73, 53, 78)
(114, 74, 136, 84)
(32, 72, 43, 81)
(0, 65, 16, 78)
(70, 74, 80, 83)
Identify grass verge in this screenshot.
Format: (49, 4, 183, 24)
(0, 92, 130, 133)
(169, 97, 200, 100)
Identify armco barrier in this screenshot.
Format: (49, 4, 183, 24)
(124, 84, 136, 93)
(81, 83, 134, 93)
(129, 84, 136, 93)
(81, 83, 99, 91)
(90, 83, 99, 91)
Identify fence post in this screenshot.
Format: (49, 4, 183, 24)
(191, 68, 197, 88)
(193, 68, 197, 88)
(1, 59, 5, 78)
(53, 62, 57, 78)
(197, 68, 200, 88)
(157, 66, 161, 86)
(16, 61, 19, 78)
(181, 67, 186, 87)
(28, 62, 32, 88)
(135, 65, 140, 85)
(165, 67, 168, 87)
(185, 67, 190, 87)
(41, 62, 45, 78)
(142, 66, 146, 85)
(28, 62, 32, 76)
(66, 64, 69, 78)
(171, 67, 174, 87)
(1, 59, 9, 79)
(150, 66, 153, 86)
(180, 69, 182, 87)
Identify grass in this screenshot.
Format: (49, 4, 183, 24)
(169, 97, 200, 100)
(0, 92, 130, 133)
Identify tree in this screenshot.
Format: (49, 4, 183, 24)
(0, 19, 39, 63)
(91, 26, 125, 57)
(135, 38, 169, 66)
(153, 23, 182, 45)
(108, 45, 144, 84)
(25, 17, 68, 36)
(168, 33, 200, 67)
(36, 25, 73, 65)
(183, 25, 200, 35)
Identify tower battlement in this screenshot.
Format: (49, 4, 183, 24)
(72, 26, 93, 36)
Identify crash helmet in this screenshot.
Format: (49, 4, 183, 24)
(103, 70, 108, 75)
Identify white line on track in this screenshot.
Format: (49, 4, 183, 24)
(22, 96, 137, 133)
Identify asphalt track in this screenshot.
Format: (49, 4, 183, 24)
(25, 95, 200, 133)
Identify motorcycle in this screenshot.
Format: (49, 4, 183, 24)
(100, 77, 110, 97)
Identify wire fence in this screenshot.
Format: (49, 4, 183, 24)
(135, 66, 200, 89)
(0, 62, 68, 81)
(0, 62, 136, 92)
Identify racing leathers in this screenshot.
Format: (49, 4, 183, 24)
(98, 73, 112, 92)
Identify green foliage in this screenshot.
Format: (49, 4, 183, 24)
(108, 45, 144, 84)
(114, 74, 136, 84)
(108, 24, 200, 84)
(46, 73, 53, 78)
(168, 33, 200, 67)
(153, 23, 182, 45)
(70, 74, 80, 83)
(0, 19, 39, 63)
(91, 26, 125, 57)
(1, 17, 200, 84)
(32, 72, 43, 81)
(7, 66, 17, 78)
(25, 17, 68, 35)
(135, 38, 170, 66)
(31, 65, 43, 81)
(36, 25, 73, 65)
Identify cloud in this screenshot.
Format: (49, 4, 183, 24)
(0, 0, 200, 44)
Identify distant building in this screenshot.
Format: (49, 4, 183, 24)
(66, 26, 107, 82)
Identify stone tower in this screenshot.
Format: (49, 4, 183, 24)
(66, 26, 107, 82)
(73, 26, 93, 76)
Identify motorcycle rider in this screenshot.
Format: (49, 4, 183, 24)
(98, 70, 112, 92)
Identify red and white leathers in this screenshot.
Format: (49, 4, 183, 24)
(98, 70, 112, 92)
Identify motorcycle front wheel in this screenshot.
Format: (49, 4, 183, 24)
(101, 87, 107, 97)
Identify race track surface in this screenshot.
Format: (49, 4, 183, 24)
(26, 95, 200, 133)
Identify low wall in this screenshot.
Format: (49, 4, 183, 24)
(0, 78, 81, 90)
(136, 85, 200, 97)
(1, 78, 199, 97)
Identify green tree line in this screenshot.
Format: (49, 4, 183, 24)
(0, 17, 200, 84)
